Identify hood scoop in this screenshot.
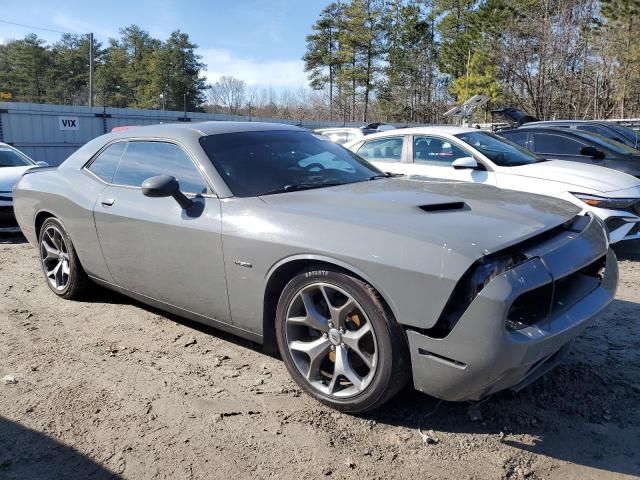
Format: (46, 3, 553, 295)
(418, 201, 469, 213)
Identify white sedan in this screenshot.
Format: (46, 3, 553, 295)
(345, 126, 640, 244)
(0, 143, 45, 233)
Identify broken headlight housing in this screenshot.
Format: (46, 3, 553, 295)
(466, 254, 526, 303)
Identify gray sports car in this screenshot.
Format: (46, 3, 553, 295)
(13, 122, 618, 412)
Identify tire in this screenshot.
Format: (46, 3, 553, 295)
(38, 217, 89, 299)
(275, 265, 410, 413)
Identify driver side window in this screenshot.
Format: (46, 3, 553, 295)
(413, 136, 469, 165)
(112, 141, 208, 194)
(532, 133, 586, 155)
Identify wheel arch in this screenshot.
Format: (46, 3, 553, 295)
(34, 210, 58, 240)
(261, 254, 397, 353)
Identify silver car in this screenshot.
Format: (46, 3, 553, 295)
(13, 122, 618, 412)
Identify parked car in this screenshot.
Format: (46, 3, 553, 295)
(0, 142, 46, 233)
(519, 120, 639, 148)
(344, 126, 640, 243)
(315, 123, 396, 144)
(498, 126, 640, 178)
(13, 122, 617, 412)
(490, 107, 539, 127)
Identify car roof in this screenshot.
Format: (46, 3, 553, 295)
(352, 125, 478, 141)
(108, 121, 304, 139)
(525, 120, 614, 127)
(515, 125, 583, 134)
(314, 127, 363, 133)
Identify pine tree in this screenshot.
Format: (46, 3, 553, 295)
(303, 2, 344, 120)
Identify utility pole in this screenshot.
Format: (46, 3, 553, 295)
(88, 32, 94, 107)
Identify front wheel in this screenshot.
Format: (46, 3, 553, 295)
(275, 266, 410, 413)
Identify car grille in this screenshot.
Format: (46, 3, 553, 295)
(506, 255, 606, 330)
(0, 206, 18, 229)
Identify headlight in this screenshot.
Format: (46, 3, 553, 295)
(466, 255, 526, 302)
(571, 193, 639, 210)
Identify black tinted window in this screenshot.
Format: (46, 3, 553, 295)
(199, 130, 381, 197)
(501, 131, 528, 148)
(533, 133, 585, 155)
(87, 142, 125, 182)
(112, 141, 207, 193)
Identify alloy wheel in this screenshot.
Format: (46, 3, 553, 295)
(40, 225, 71, 291)
(285, 282, 378, 398)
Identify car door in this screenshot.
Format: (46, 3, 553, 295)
(91, 140, 231, 324)
(409, 134, 497, 185)
(530, 132, 604, 165)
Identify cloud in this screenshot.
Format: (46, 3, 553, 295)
(52, 13, 117, 39)
(201, 48, 308, 90)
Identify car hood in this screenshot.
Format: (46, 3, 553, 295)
(0, 166, 32, 193)
(260, 178, 580, 260)
(506, 160, 640, 193)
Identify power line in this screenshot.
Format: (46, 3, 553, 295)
(0, 19, 70, 35)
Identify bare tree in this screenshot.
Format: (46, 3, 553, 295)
(208, 75, 247, 115)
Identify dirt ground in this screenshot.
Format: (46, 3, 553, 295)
(1, 235, 639, 480)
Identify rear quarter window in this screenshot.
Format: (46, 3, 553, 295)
(86, 142, 126, 183)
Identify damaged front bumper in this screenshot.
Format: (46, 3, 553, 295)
(407, 215, 618, 402)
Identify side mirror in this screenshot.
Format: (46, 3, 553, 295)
(35, 161, 49, 167)
(141, 175, 192, 209)
(580, 146, 605, 159)
(452, 156, 479, 170)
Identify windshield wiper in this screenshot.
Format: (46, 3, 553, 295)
(258, 182, 344, 196)
(369, 172, 404, 180)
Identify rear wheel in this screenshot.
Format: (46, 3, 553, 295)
(38, 217, 89, 299)
(275, 266, 410, 413)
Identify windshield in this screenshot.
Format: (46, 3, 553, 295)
(606, 123, 639, 146)
(0, 147, 34, 167)
(199, 130, 383, 197)
(572, 130, 639, 155)
(454, 131, 542, 166)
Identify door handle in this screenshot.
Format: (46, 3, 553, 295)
(101, 198, 115, 207)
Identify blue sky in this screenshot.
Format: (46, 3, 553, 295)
(0, 0, 333, 88)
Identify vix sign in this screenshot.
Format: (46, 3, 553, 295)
(58, 116, 80, 131)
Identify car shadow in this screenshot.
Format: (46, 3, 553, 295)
(0, 416, 121, 479)
(362, 297, 640, 477)
(79, 285, 268, 356)
(0, 233, 27, 244)
(612, 239, 640, 261)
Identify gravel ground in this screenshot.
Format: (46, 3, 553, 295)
(1, 235, 639, 480)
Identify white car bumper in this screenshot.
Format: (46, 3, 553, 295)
(587, 204, 640, 244)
